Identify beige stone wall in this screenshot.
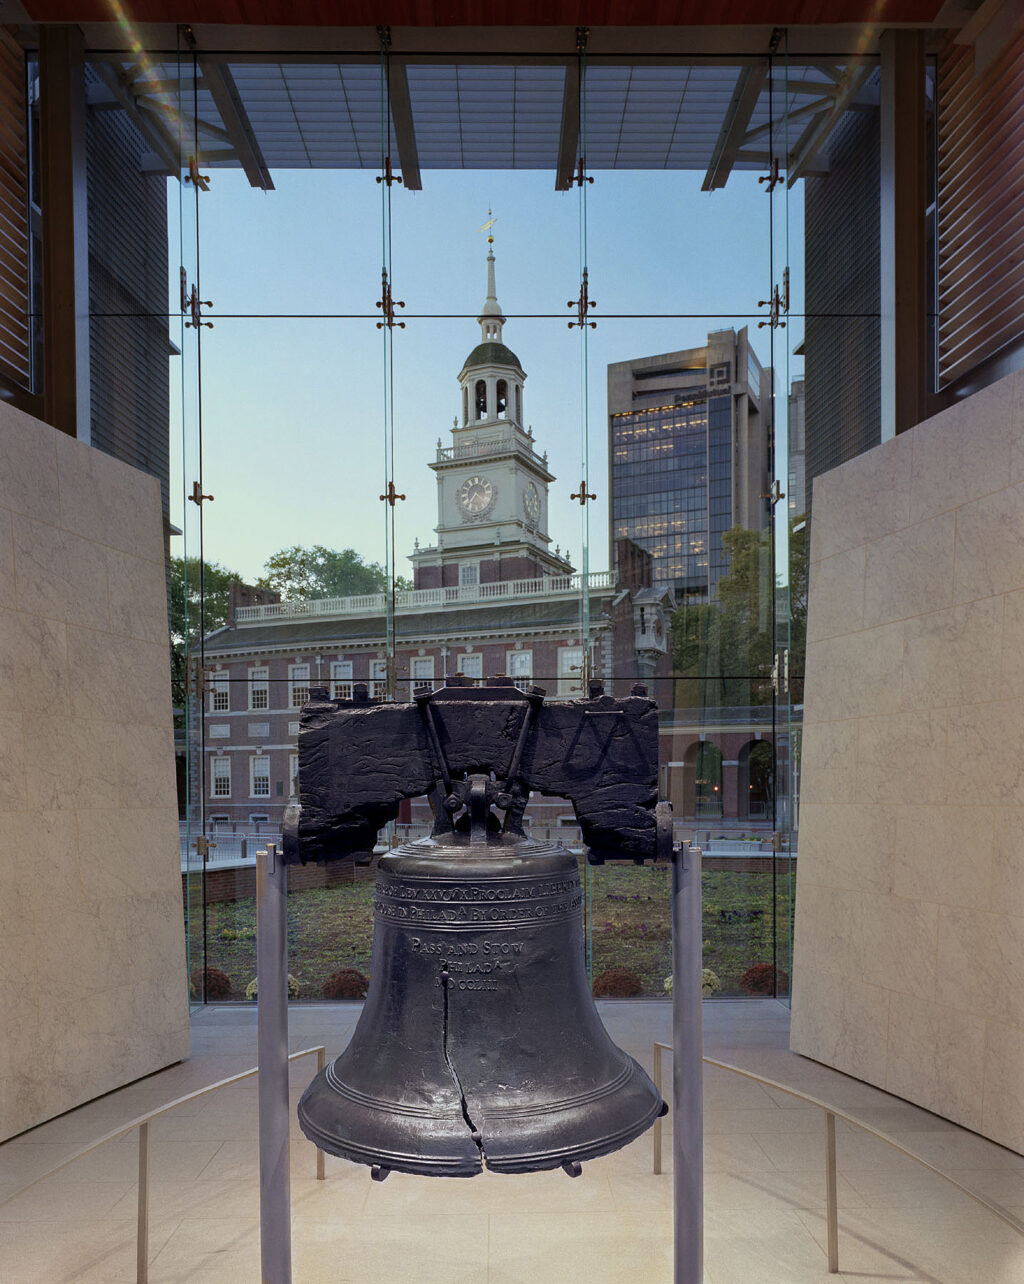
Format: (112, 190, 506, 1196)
(0, 404, 189, 1141)
(791, 370, 1024, 1153)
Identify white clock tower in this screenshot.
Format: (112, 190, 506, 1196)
(410, 239, 572, 590)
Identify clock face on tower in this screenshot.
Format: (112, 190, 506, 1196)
(457, 474, 496, 520)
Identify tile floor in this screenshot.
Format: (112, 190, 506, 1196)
(1, 1000, 1023, 1283)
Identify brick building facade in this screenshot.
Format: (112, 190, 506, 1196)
(199, 249, 675, 832)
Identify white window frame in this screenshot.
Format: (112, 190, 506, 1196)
(369, 659, 388, 699)
(211, 756, 231, 798)
(331, 660, 354, 701)
(410, 656, 435, 697)
(507, 649, 533, 691)
(288, 720, 300, 737)
(250, 754, 271, 798)
(248, 666, 269, 710)
(557, 647, 584, 696)
(289, 663, 311, 709)
(209, 672, 229, 712)
(459, 561, 479, 587)
(289, 752, 299, 796)
(457, 652, 483, 681)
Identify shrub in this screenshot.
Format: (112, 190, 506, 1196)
(321, 968, 369, 1000)
(191, 967, 232, 999)
(592, 967, 643, 998)
(246, 975, 300, 1001)
(663, 968, 722, 997)
(738, 963, 789, 995)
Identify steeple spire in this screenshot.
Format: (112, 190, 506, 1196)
(477, 210, 504, 342)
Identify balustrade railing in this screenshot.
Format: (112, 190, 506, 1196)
(434, 426, 544, 465)
(234, 570, 613, 623)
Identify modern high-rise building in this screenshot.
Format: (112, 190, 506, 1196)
(607, 328, 771, 601)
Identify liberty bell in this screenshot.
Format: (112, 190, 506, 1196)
(284, 677, 669, 1179)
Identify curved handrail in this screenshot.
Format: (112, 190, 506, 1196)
(652, 1041, 1024, 1275)
(0, 1044, 327, 1208)
(0, 1045, 327, 1284)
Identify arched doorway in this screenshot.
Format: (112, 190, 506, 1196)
(682, 740, 723, 819)
(738, 739, 774, 821)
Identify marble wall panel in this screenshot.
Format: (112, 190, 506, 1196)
(892, 805, 995, 911)
(809, 432, 913, 562)
(806, 545, 866, 643)
(856, 709, 950, 806)
(793, 368, 1024, 1155)
(862, 512, 956, 629)
(11, 514, 110, 631)
(1011, 368, 1024, 485)
(0, 609, 69, 717)
(107, 548, 170, 644)
(0, 509, 14, 599)
(885, 993, 986, 1133)
(998, 589, 1024, 699)
(802, 621, 904, 723)
(797, 802, 896, 895)
(0, 712, 27, 810)
(0, 404, 188, 1142)
(981, 1021, 1024, 1153)
(952, 482, 1024, 603)
(54, 432, 165, 566)
(900, 597, 1004, 711)
(0, 402, 60, 518)
(990, 808, 1024, 919)
(908, 380, 1013, 523)
(798, 719, 860, 806)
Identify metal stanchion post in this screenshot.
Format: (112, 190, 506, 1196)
(825, 1111, 840, 1273)
(316, 1047, 326, 1181)
(136, 1120, 149, 1284)
(672, 840, 704, 1284)
(257, 842, 292, 1284)
(653, 1043, 664, 1175)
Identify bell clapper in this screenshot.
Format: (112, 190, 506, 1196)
(561, 1160, 583, 1178)
(371, 1165, 391, 1182)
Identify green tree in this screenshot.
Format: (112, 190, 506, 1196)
(670, 525, 774, 708)
(784, 514, 808, 703)
(168, 556, 241, 716)
(256, 545, 410, 599)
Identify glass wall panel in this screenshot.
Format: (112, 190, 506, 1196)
(132, 38, 888, 1007)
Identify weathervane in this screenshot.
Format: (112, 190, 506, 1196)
(478, 209, 498, 244)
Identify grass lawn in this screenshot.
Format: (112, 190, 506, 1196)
(198, 860, 793, 1000)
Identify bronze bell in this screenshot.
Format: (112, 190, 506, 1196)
(297, 774, 666, 1178)
(288, 679, 670, 1179)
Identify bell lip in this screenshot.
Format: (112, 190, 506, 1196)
(296, 1059, 666, 1180)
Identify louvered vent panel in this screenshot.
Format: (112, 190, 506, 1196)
(0, 28, 30, 391)
(938, 32, 1024, 386)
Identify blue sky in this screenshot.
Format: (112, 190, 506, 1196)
(169, 166, 803, 586)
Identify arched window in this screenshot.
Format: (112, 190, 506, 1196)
(462, 385, 469, 425)
(515, 384, 521, 422)
(475, 379, 487, 418)
(496, 379, 507, 417)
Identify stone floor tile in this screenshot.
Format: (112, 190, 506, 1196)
(488, 1209, 671, 1284)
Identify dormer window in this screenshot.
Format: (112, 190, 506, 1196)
(496, 379, 507, 417)
(475, 379, 487, 418)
